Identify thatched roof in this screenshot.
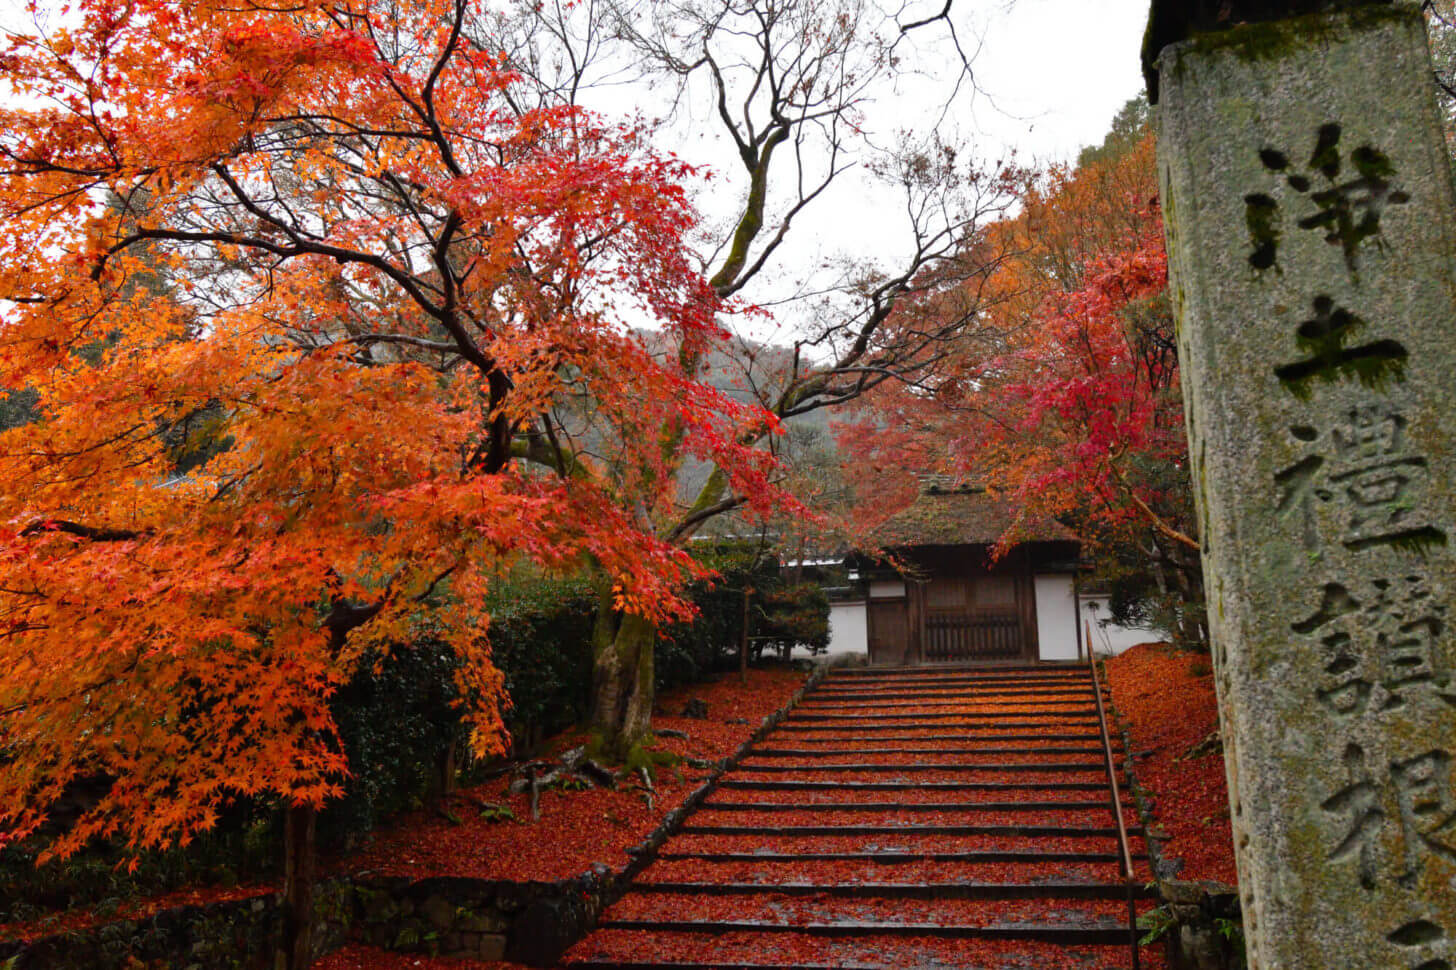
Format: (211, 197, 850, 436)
(869, 487, 1080, 549)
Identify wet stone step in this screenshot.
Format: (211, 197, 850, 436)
(827, 664, 1085, 675)
(708, 790, 1135, 809)
(729, 771, 1114, 789)
(801, 689, 1100, 702)
(794, 702, 1100, 714)
(718, 780, 1113, 792)
(771, 721, 1101, 732)
(733, 762, 1107, 773)
(689, 809, 1126, 830)
(665, 833, 1150, 862)
(698, 800, 1115, 813)
(792, 710, 1094, 716)
(627, 881, 1156, 901)
(653, 850, 1147, 864)
(810, 680, 1100, 689)
(745, 746, 1111, 760)
(594, 918, 1138, 946)
(744, 746, 1106, 757)
(762, 728, 1100, 736)
(680, 823, 1144, 837)
(638, 857, 1136, 883)
(566, 931, 1156, 970)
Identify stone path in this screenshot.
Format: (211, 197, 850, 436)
(564, 664, 1163, 968)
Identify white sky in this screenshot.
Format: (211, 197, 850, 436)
(955, 0, 1149, 164)
(1, 0, 1152, 339)
(639, 0, 1154, 342)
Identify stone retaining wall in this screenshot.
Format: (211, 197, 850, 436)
(1156, 878, 1245, 970)
(348, 871, 611, 966)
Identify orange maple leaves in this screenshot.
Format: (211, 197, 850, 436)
(0, 0, 783, 861)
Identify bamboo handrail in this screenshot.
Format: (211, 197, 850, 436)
(1088, 620, 1141, 970)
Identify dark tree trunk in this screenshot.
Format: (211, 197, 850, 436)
(589, 588, 655, 761)
(280, 803, 317, 970)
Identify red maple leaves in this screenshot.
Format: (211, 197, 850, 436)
(0, 0, 787, 863)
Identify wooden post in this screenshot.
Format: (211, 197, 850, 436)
(1073, 568, 1084, 663)
(279, 802, 317, 970)
(739, 587, 752, 684)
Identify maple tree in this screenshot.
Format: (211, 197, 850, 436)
(856, 122, 1208, 647)
(479, 0, 1025, 757)
(0, 0, 786, 962)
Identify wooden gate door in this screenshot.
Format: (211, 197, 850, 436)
(921, 573, 1032, 663)
(867, 599, 909, 666)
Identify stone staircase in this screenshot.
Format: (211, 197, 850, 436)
(563, 664, 1162, 969)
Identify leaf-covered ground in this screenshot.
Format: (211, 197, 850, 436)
(0, 884, 274, 945)
(338, 666, 810, 882)
(0, 666, 808, 948)
(1104, 643, 1237, 884)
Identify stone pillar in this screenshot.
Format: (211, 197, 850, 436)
(1152, 6, 1456, 969)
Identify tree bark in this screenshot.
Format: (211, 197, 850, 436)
(589, 590, 656, 761)
(279, 803, 317, 970)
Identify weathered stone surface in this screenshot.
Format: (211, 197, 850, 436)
(1156, 6, 1456, 968)
(478, 932, 508, 960)
(420, 893, 455, 930)
(504, 895, 590, 966)
(456, 908, 508, 933)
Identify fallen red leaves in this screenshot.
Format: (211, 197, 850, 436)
(570, 928, 1169, 968)
(337, 666, 809, 883)
(565, 665, 1164, 968)
(639, 857, 1123, 885)
(1105, 642, 1237, 885)
(0, 884, 274, 944)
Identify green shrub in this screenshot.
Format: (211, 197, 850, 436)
(321, 639, 469, 849)
(484, 575, 598, 748)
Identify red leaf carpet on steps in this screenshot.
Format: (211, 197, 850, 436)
(562, 664, 1166, 969)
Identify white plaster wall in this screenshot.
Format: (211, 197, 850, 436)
(868, 580, 906, 599)
(1079, 595, 1162, 656)
(824, 599, 868, 656)
(1034, 573, 1080, 661)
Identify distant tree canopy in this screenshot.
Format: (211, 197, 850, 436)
(1077, 96, 1151, 170)
(852, 104, 1208, 650)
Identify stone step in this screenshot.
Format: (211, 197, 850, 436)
(812, 680, 1094, 694)
(626, 881, 1156, 901)
(764, 729, 1106, 741)
(566, 934, 1151, 970)
(828, 664, 1085, 676)
(820, 678, 1091, 689)
(795, 698, 1098, 711)
(717, 779, 1115, 792)
(653, 849, 1148, 864)
(680, 823, 1144, 837)
(786, 711, 1099, 722)
(592, 918, 1136, 945)
(734, 762, 1107, 773)
(698, 800, 1117, 813)
(806, 686, 1100, 698)
(744, 747, 1107, 757)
